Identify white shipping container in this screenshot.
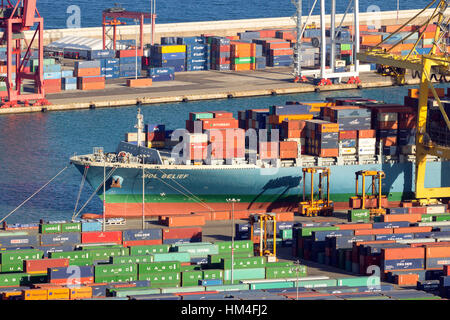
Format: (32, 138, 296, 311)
(335, 60, 346, 67)
(358, 147, 376, 155)
(426, 205, 447, 214)
(340, 147, 357, 155)
(187, 133, 208, 143)
(358, 64, 372, 72)
(377, 112, 398, 122)
(125, 132, 145, 142)
(358, 138, 376, 147)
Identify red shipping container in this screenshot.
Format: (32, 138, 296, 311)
(382, 247, 425, 260)
(81, 231, 122, 244)
(78, 76, 105, 84)
(339, 130, 357, 140)
(395, 273, 419, 286)
(162, 227, 202, 240)
(211, 111, 233, 119)
(382, 213, 422, 223)
(354, 228, 393, 236)
(444, 265, 450, 276)
(25, 258, 70, 273)
(267, 42, 291, 49)
(259, 142, 279, 159)
(212, 44, 230, 52)
(317, 148, 339, 158)
(281, 120, 307, 131)
(75, 68, 101, 77)
(188, 142, 207, 160)
(276, 212, 294, 222)
(117, 49, 143, 58)
(336, 223, 373, 230)
(201, 118, 239, 130)
(269, 48, 294, 56)
(214, 57, 231, 64)
(393, 226, 432, 234)
(280, 150, 298, 159)
(358, 130, 376, 138)
(166, 215, 206, 227)
(123, 239, 163, 247)
(50, 277, 94, 285)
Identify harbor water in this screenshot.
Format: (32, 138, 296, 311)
(1, 85, 449, 224)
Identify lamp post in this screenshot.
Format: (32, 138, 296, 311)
(102, 152, 106, 232)
(141, 155, 145, 230)
(226, 198, 240, 284)
(134, 18, 139, 80)
(291, 259, 302, 300)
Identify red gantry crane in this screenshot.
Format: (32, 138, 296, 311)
(102, 4, 156, 53)
(0, 0, 48, 108)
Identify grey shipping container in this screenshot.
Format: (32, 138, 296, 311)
(40, 233, 81, 246)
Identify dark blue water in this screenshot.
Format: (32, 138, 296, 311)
(2, 85, 448, 224)
(38, 0, 433, 29)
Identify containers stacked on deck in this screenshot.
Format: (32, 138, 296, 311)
(230, 41, 256, 71)
(74, 60, 105, 91)
(177, 37, 210, 72)
(209, 37, 231, 71)
(238, 108, 269, 131)
(150, 44, 186, 73)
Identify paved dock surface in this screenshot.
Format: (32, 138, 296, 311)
(0, 67, 420, 115)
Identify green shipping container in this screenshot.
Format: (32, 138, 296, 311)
(434, 215, 450, 222)
(297, 279, 338, 288)
(421, 215, 434, 222)
(109, 287, 161, 297)
(94, 263, 137, 277)
(347, 209, 371, 223)
(152, 252, 190, 263)
(68, 258, 94, 266)
(217, 240, 253, 254)
(202, 269, 224, 280)
(1, 263, 24, 273)
(265, 265, 307, 279)
(138, 272, 181, 286)
(138, 261, 180, 274)
(172, 243, 219, 257)
(85, 248, 129, 260)
(49, 251, 90, 260)
(113, 255, 153, 264)
(223, 268, 266, 281)
(299, 226, 340, 237)
(61, 223, 82, 233)
(221, 256, 266, 269)
(205, 283, 250, 292)
(250, 281, 294, 290)
(182, 270, 203, 286)
(190, 112, 213, 121)
(181, 265, 201, 272)
(21, 273, 48, 286)
(265, 261, 295, 268)
(233, 57, 256, 64)
(1, 249, 43, 264)
(39, 223, 61, 234)
(94, 274, 137, 284)
(129, 245, 170, 256)
(161, 286, 205, 294)
(337, 276, 380, 287)
(0, 273, 22, 287)
(207, 252, 253, 264)
(281, 229, 293, 240)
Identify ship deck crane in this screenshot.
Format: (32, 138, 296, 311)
(0, 0, 48, 108)
(299, 167, 333, 217)
(357, 0, 450, 205)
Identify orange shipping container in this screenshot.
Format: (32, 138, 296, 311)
(69, 286, 92, 300)
(22, 289, 48, 300)
(276, 212, 294, 222)
(358, 130, 377, 139)
(383, 213, 422, 223)
(395, 273, 419, 286)
(382, 247, 425, 260)
(167, 215, 206, 227)
(47, 288, 70, 300)
(75, 67, 101, 77)
(232, 63, 253, 71)
(425, 246, 450, 258)
(127, 78, 152, 87)
(393, 226, 432, 234)
(211, 211, 230, 221)
(409, 88, 445, 98)
(355, 228, 393, 236)
(336, 223, 373, 230)
(78, 81, 105, 91)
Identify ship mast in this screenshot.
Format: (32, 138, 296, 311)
(135, 108, 144, 147)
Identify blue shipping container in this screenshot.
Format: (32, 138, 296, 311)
(122, 229, 162, 241)
(382, 258, 424, 271)
(81, 221, 102, 232)
(40, 233, 81, 246)
(48, 265, 94, 280)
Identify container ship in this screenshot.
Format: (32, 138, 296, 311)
(70, 91, 450, 217)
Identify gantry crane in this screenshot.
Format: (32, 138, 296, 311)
(350, 170, 386, 216)
(357, 0, 450, 205)
(102, 3, 156, 52)
(250, 213, 277, 262)
(0, 0, 48, 108)
(299, 167, 333, 217)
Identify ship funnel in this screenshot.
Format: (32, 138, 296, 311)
(135, 108, 144, 147)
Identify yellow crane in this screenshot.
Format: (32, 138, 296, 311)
(350, 170, 387, 216)
(299, 167, 333, 217)
(250, 213, 277, 262)
(357, 0, 450, 205)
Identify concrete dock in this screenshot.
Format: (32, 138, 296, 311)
(0, 67, 421, 115)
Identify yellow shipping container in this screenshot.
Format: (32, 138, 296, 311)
(69, 286, 92, 300)
(147, 141, 165, 148)
(158, 45, 186, 54)
(2, 291, 22, 300)
(271, 114, 314, 124)
(47, 288, 70, 300)
(22, 289, 48, 300)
